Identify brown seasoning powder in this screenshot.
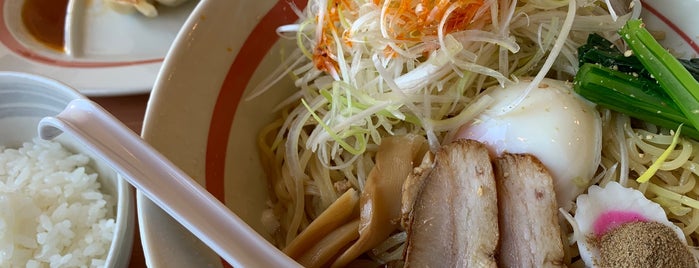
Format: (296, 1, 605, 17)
(597, 221, 696, 268)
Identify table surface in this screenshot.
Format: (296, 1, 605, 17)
(91, 93, 150, 268)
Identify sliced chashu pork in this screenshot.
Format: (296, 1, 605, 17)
(400, 151, 434, 229)
(404, 139, 498, 267)
(494, 153, 565, 267)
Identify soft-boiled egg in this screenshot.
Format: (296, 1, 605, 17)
(454, 78, 602, 210)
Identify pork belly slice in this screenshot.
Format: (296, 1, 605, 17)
(400, 151, 433, 230)
(404, 139, 498, 267)
(494, 153, 565, 267)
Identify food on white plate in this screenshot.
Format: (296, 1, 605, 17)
(455, 78, 602, 211)
(403, 139, 498, 267)
(253, 0, 699, 266)
(494, 153, 565, 267)
(572, 181, 697, 267)
(0, 139, 115, 267)
(153, 0, 189, 6)
(105, 0, 191, 17)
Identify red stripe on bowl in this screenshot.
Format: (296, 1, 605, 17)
(643, 1, 699, 54)
(205, 0, 306, 225)
(206, 0, 306, 266)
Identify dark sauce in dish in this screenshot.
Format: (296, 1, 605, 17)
(21, 0, 70, 51)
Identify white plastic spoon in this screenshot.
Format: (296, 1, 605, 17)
(38, 98, 300, 268)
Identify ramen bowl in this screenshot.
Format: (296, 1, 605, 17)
(0, 72, 135, 267)
(139, 0, 699, 266)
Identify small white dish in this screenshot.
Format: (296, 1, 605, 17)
(0, 0, 198, 96)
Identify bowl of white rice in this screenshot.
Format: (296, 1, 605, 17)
(0, 72, 135, 267)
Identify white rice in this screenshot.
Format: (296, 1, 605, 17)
(0, 138, 115, 268)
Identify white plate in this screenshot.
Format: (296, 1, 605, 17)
(0, 0, 198, 96)
(138, 0, 304, 266)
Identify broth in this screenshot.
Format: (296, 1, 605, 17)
(21, 0, 70, 51)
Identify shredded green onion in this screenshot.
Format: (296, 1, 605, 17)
(302, 98, 368, 155)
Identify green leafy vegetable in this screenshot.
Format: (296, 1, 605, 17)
(680, 58, 699, 82)
(574, 20, 699, 140)
(619, 19, 699, 130)
(578, 33, 648, 77)
(574, 64, 699, 139)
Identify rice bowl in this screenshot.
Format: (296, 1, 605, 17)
(0, 72, 134, 268)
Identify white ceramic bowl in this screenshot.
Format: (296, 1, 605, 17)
(0, 72, 135, 267)
(138, 0, 699, 266)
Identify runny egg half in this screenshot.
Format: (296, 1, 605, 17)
(454, 78, 602, 210)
